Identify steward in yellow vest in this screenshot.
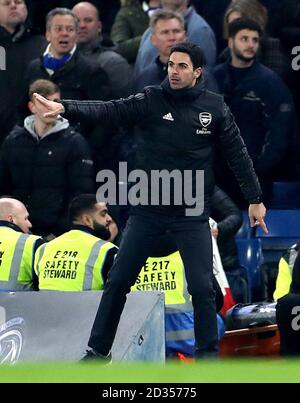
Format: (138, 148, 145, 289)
(34, 194, 118, 291)
(274, 243, 299, 300)
(131, 233, 224, 357)
(0, 198, 44, 291)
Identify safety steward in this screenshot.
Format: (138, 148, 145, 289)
(273, 243, 300, 300)
(34, 194, 118, 291)
(0, 198, 44, 291)
(131, 233, 225, 358)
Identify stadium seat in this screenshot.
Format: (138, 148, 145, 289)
(255, 209, 300, 299)
(235, 210, 255, 239)
(270, 181, 300, 209)
(255, 209, 300, 262)
(235, 238, 264, 302)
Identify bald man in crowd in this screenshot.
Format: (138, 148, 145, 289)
(72, 1, 132, 98)
(0, 198, 44, 291)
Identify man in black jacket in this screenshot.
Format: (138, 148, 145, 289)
(34, 42, 268, 360)
(0, 0, 47, 144)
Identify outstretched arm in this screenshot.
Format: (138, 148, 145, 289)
(34, 90, 150, 127)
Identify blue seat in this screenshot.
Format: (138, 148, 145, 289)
(255, 209, 300, 263)
(235, 210, 255, 239)
(270, 181, 300, 209)
(235, 238, 264, 302)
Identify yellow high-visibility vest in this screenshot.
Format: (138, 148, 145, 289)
(35, 230, 116, 291)
(0, 226, 41, 291)
(132, 251, 194, 347)
(274, 244, 298, 300)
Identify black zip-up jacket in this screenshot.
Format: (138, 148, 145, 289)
(62, 78, 262, 216)
(0, 125, 95, 236)
(0, 24, 46, 143)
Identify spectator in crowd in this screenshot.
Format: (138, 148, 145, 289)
(134, 8, 218, 92)
(213, 18, 296, 207)
(72, 1, 132, 98)
(134, 9, 186, 91)
(134, 0, 217, 77)
(26, 1, 121, 40)
(219, 0, 291, 81)
(34, 194, 118, 291)
(110, 0, 159, 64)
(0, 197, 44, 291)
(277, 0, 300, 169)
(19, 7, 111, 118)
(0, 0, 47, 144)
(0, 79, 94, 237)
(33, 42, 267, 361)
(19, 7, 116, 172)
(273, 243, 299, 300)
(190, 0, 230, 53)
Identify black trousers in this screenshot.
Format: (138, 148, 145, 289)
(88, 210, 218, 356)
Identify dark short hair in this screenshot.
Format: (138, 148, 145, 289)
(228, 17, 263, 39)
(149, 9, 185, 32)
(68, 194, 98, 223)
(46, 7, 79, 31)
(28, 79, 60, 101)
(169, 42, 205, 69)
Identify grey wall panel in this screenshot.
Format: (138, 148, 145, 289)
(0, 291, 165, 364)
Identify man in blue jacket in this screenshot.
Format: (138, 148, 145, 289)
(213, 17, 296, 207)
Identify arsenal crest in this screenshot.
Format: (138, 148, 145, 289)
(199, 112, 212, 127)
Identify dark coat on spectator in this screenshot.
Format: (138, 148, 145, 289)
(0, 24, 47, 144)
(77, 37, 132, 98)
(217, 35, 291, 82)
(0, 117, 95, 236)
(110, 0, 149, 63)
(17, 49, 115, 171)
(213, 61, 295, 176)
(19, 49, 112, 123)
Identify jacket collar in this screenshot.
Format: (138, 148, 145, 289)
(222, 60, 260, 92)
(77, 36, 106, 54)
(41, 46, 78, 76)
(161, 75, 206, 100)
(70, 224, 97, 236)
(0, 220, 24, 233)
(0, 23, 35, 44)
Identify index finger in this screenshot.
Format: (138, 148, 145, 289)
(258, 218, 268, 234)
